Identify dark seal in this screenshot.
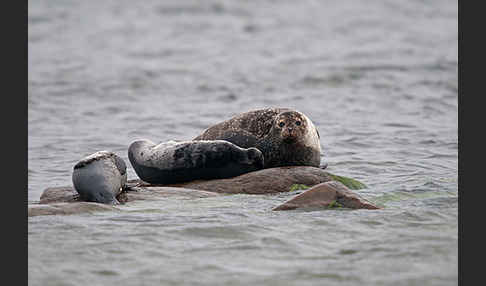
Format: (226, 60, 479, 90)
(128, 139, 264, 184)
(194, 108, 321, 168)
(72, 151, 127, 204)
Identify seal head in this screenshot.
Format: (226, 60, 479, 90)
(271, 111, 309, 143)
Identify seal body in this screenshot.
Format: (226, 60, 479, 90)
(128, 139, 264, 184)
(194, 108, 321, 168)
(72, 151, 127, 204)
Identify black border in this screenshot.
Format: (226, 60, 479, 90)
(6, 0, 27, 284)
(459, 0, 483, 285)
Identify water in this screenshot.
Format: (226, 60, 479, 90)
(28, 0, 458, 285)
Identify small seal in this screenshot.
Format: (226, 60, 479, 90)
(128, 139, 264, 184)
(72, 151, 127, 204)
(194, 108, 321, 168)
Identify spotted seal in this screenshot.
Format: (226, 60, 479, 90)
(194, 108, 321, 168)
(128, 139, 264, 184)
(72, 151, 127, 204)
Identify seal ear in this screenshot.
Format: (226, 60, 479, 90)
(316, 128, 320, 139)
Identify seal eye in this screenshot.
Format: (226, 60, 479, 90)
(278, 122, 285, 128)
(295, 121, 301, 126)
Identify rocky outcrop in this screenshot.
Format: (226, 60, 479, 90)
(28, 202, 118, 217)
(30, 186, 221, 217)
(39, 166, 332, 204)
(119, 186, 221, 202)
(273, 181, 379, 211)
(164, 166, 333, 194)
(39, 187, 79, 204)
(30, 167, 375, 217)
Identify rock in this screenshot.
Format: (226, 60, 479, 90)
(326, 172, 367, 190)
(31, 185, 221, 217)
(28, 202, 117, 217)
(273, 181, 380, 211)
(121, 185, 221, 202)
(38, 184, 220, 204)
(39, 187, 79, 204)
(156, 166, 333, 194)
(39, 166, 332, 202)
(31, 167, 363, 216)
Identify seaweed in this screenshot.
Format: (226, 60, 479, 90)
(327, 173, 367, 190)
(289, 184, 311, 192)
(327, 200, 343, 208)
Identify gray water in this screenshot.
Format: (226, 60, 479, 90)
(28, 0, 458, 285)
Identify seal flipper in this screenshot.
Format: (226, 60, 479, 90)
(113, 155, 127, 176)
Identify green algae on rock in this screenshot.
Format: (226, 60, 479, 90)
(327, 173, 367, 190)
(327, 200, 344, 209)
(274, 181, 379, 211)
(289, 184, 311, 192)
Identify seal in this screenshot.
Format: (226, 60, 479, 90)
(194, 108, 321, 168)
(72, 150, 127, 204)
(128, 139, 264, 184)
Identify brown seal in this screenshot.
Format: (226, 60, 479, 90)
(194, 108, 321, 168)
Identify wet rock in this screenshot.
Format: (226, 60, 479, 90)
(159, 166, 333, 194)
(39, 166, 332, 202)
(122, 186, 221, 202)
(32, 166, 346, 216)
(31, 185, 221, 217)
(38, 184, 219, 205)
(28, 202, 117, 217)
(39, 187, 79, 204)
(273, 181, 379, 211)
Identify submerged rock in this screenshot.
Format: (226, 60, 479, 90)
(30, 185, 221, 217)
(28, 202, 118, 217)
(121, 186, 221, 202)
(39, 187, 79, 204)
(38, 184, 219, 204)
(273, 181, 379, 211)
